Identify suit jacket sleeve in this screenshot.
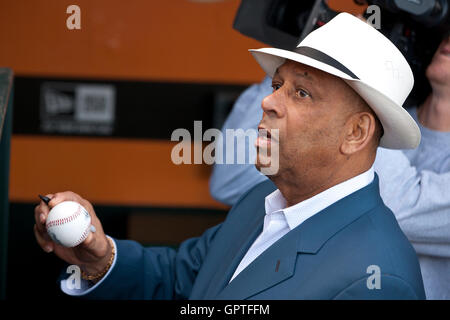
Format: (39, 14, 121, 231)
(80, 223, 222, 300)
(333, 275, 422, 300)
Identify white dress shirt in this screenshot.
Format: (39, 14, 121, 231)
(62, 167, 374, 295)
(230, 167, 375, 282)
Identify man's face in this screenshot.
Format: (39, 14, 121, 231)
(426, 35, 450, 86)
(255, 60, 356, 181)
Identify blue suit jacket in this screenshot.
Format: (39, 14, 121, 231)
(82, 175, 425, 299)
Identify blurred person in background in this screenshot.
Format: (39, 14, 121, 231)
(209, 31, 450, 299)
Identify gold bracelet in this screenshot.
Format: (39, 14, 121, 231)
(81, 237, 115, 282)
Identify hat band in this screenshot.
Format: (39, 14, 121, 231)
(295, 46, 359, 80)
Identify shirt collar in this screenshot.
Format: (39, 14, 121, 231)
(264, 167, 375, 231)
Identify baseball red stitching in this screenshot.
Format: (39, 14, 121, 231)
(72, 225, 91, 247)
(46, 204, 83, 229)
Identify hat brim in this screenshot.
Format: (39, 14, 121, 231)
(250, 48, 421, 149)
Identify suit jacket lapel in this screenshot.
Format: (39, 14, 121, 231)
(190, 180, 278, 299)
(200, 214, 263, 299)
(198, 201, 266, 299)
(216, 224, 300, 300)
(214, 174, 383, 300)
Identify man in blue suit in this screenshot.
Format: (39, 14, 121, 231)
(34, 13, 425, 299)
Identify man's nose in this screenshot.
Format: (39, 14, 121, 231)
(261, 90, 284, 118)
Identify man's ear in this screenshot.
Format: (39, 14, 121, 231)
(340, 112, 376, 155)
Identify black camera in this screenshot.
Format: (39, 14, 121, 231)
(233, 0, 450, 107)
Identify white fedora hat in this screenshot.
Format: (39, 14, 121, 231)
(250, 12, 421, 149)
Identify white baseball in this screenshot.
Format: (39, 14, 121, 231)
(46, 201, 92, 248)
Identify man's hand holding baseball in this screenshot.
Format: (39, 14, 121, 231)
(33, 191, 113, 278)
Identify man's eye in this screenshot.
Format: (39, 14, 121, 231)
(297, 89, 310, 98)
(272, 84, 281, 92)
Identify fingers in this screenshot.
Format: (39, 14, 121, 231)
(48, 191, 99, 220)
(81, 231, 95, 248)
(34, 193, 54, 234)
(79, 232, 111, 262)
(34, 191, 86, 252)
(48, 191, 82, 208)
(34, 190, 107, 256)
(33, 190, 110, 273)
(34, 193, 56, 253)
(33, 224, 53, 253)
